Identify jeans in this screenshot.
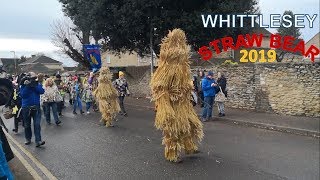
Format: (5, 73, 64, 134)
(22, 105, 42, 143)
(73, 95, 83, 112)
(118, 96, 126, 113)
(217, 102, 225, 114)
(42, 104, 46, 117)
(198, 91, 204, 107)
(44, 102, 59, 123)
(86, 102, 91, 112)
(202, 96, 214, 120)
(13, 116, 20, 131)
(57, 101, 63, 114)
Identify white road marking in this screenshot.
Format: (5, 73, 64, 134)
(9, 144, 42, 180)
(3, 128, 58, 180)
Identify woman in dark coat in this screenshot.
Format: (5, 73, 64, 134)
(217, 72, 227, 116)
(197, 71, 205, 107)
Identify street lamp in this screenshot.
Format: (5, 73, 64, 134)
(150, 27, 157, 76)
(10, 51, 17, 75)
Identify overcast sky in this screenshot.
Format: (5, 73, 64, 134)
(0, 0, 319, 66)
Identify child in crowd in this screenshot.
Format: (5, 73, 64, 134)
(82, 83, 94, 114)
(72, 76, 84, 114)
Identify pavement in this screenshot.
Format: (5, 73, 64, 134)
(0, 99, 319, 179)
(125, 97, 320, 138)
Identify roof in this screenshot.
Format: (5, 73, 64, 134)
(63, 67, 76, 71)
(20, 63, 52, 74)
(0, 58, 15, 66)
(0, 58, 25, 73)
(20, 55, 62, 65)
(305, 32, 320, 47)
(252, 25, 272, 37)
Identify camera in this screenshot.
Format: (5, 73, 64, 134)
(20, 74, 38, 88)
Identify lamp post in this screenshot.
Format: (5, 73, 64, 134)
(10, 51, 17, 75)
(150, 27, 157, 76)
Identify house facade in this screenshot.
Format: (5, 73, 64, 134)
(190, 26, 274, 67)
(304, 32, 320, 62)
(19, 55, 64, 74)
(101, 51, 157, 68)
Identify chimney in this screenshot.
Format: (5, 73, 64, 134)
(31, 55, 36, 58)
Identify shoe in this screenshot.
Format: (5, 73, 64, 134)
(222, 114, 225, 116)
(25, 140, 31, 145)
(56, 121, 62, 125)
(36, 141, 45, 147)
(86, 111, 90, 114)
(218, 113, 223, 117)
(202, 118, 208, 122)
(47, 122, 52, 125)
(73, 111, 77, 115)
(80, 110, 84, 114)
(193, 150, 201, 154)
(12, 129, 18, 133)
(171, 157, 183, 163)
(123, 113, 128, 117)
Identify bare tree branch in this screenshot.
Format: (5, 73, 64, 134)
(50, 18, 90, 69)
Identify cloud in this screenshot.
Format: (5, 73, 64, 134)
(0, 0, 64, 39)
(259, 0, 320, 41)
(0, 37, 77, 67)
(0, 38, 58, 52)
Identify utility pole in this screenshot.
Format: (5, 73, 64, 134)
(10, 51, 17, 75)
(150, 25, 154, 76)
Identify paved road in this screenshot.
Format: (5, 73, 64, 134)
(4, 104, 320, 180)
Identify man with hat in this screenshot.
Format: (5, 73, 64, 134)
(201, 70, 217, 122)
(20, 72, 46, 147)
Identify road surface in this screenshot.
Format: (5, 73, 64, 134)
(3, 104, 320, 180)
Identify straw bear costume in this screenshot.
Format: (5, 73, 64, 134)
(150, 29, 204, 162)
(93, 67, 120, 127)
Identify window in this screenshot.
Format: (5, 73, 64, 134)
(106, 55, 111, 64)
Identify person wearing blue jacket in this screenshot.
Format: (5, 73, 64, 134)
(201, 71, 218, 122)
(0, 140, 14, 180)
(20, 72, 46, 147)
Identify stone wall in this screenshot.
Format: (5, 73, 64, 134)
(126, 63, 320, 117)
(205, 63, 320, 117)
(125, 66, 151, 98)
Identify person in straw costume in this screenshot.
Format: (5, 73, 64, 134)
(150, 28, 204, 162)
(93, 67, 120, 127)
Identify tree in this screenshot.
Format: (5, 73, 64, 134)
(276, 10, 302, 62)
(59, 0, 259, 57)
(51, 18, 90, 69)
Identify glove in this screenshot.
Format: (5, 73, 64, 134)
(24, 80, 30, 85)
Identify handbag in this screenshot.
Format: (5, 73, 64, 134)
(191, 91, 198, 106)
(126, 87, 130, 96)
(2, 107, 14, 120)
(215, 86, 226, 102)
(55, 91, 63, 102)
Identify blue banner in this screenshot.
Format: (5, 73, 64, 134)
(83, 44, 102, 71)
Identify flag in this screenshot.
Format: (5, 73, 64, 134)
(83, 44, 102, 71)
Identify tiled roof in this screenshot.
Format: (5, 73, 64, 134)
(19, 63, 60, 74)
(20, 55, 62, 65)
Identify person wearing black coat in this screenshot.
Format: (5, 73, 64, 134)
(197, 71, 205, 107)
(217, 72, 227, 116)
